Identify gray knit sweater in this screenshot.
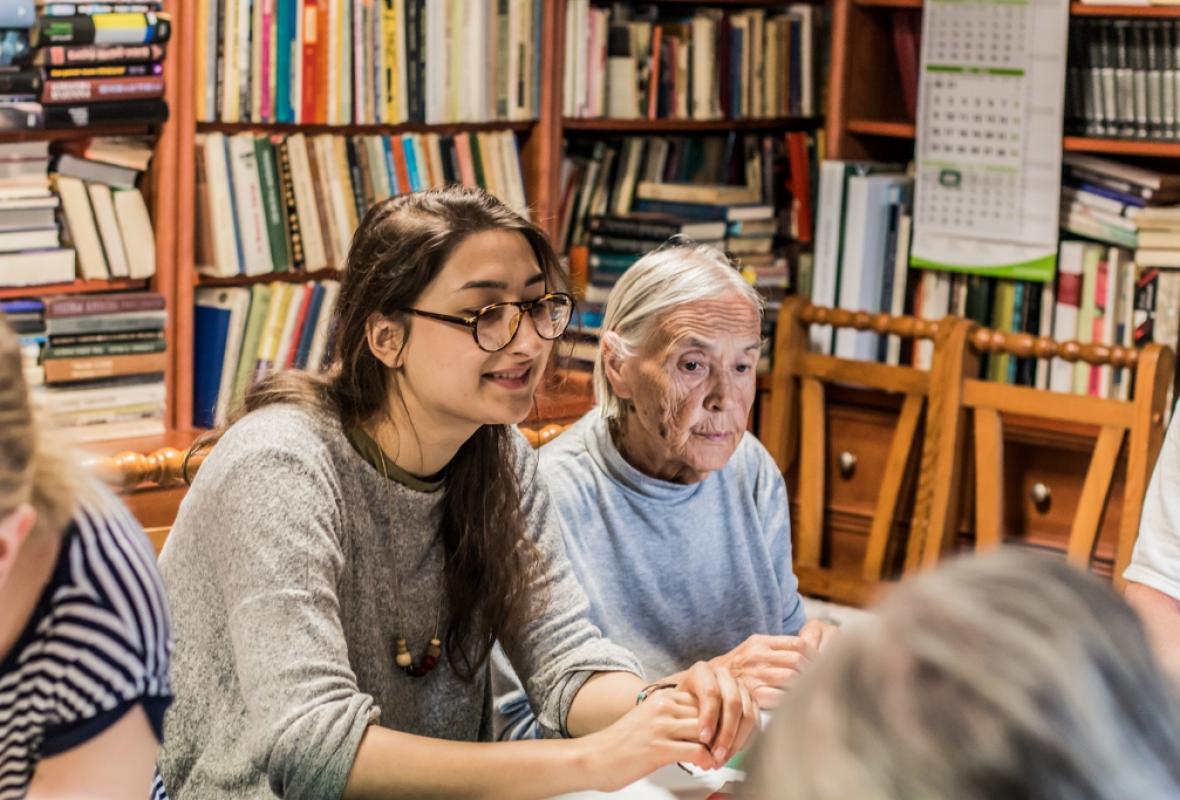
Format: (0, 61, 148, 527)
(156, 404, 641, 800)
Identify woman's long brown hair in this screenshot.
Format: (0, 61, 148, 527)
(193, 186, 565, 680)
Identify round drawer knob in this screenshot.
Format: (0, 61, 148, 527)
(838, 451, 857, 479)
(1031, 482, 1051, 512)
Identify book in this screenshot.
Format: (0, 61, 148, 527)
(0, 247, 75, 286)
(33, 13, 173, 47)
(86, 182, 129, 277)
(112, 187, 155, 278)
(54, 174, 107, 279)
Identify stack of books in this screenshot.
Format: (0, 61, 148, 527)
(52, 136, 156, 282)
(1061, 154, 1180, 267)
(0, 0, 37, 131)
(195, 0, 542, 126)
(0, 136, 157, 288)
(194, 280, 341, 428)
(0, 1, 171, 132)
(563, 2, 825, 120)
(0, 139, 74, 286)
(196, 129, 528, 278)
(558, 132, 814, 255)
(30, 291, 167, 442)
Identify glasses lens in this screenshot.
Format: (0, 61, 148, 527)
(475, 304, 519, 351)
(532, 295, 573, 339)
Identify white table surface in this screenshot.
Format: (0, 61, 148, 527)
(551, 764, 743, 799)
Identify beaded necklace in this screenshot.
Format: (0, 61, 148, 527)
(374, 435, 443, 678)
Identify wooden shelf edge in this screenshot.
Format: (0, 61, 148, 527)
(196, 119, 537, 136)
(855, 0, 1180, 13)
(1063, 135, 1180, 157)
(847, 118, 917, 138)
(563, 116, 823, 133)
(0, 278, 150, 301)
(196, 268, 344, 288)
(846, 123, 1180, 157)
(1070, 3, 1180, 16)
(855, 0, 922, 8)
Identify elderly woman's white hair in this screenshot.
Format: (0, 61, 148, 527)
(592, 241, 764, 420)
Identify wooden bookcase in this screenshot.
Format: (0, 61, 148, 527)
(158, 0, 826, 436)
(0, 0, 183, 452)
(821, 0, 1179, 576)
(829, 0, 1180, 160)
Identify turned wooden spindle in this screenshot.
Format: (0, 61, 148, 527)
(88, 447, 206, 490)
(968, 327, 1139, 368)
(521, 423, 569, 449)
(799, 304, 940, 341)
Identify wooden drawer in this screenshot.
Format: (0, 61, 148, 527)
(786, 395, 1127, 581)
(951, 413, 1124, 578)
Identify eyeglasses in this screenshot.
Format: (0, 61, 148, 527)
(400, 292, 575, 353)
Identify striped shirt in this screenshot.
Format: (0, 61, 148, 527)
(0, 482, 173, 799)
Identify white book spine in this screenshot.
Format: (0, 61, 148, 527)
(1050, 241, 1084, 393)
(228, 134, 275, 276)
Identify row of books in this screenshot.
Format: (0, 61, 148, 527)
(194, 280, 340, 428)
(1059, 153, 1180, 270)
(0, 2, 171, 131)
(811, 157, 1180, 398)
(4, 290, 167, 443)
(195, 129, 528, 279)
(557, 131, 818, 254)
(563, 2, 825, 121)
(1065, 18, 1180, 142)
(194, 0, 542, 126)
(1, 136, 156, 288)
(910, 248, 1177, 400)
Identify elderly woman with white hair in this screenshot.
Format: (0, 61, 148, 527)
(492, 242, 834, 743)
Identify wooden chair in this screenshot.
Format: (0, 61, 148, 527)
(914, 323, 1175, 589)
(760, 297, 967, 607)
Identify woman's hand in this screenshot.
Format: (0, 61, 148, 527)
(672, 661, 757, 766)
(575, 689, 713, 793)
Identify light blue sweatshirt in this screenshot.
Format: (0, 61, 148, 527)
(492, 410, 805, 740)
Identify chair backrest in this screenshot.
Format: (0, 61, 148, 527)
(916, 323, 1175, 589)
(760, 297, 958, 606)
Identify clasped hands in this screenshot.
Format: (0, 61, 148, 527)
(655, 620, 839, 769)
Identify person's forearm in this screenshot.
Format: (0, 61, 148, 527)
(1125, 582, 1180, 684)
(343, 725, 597, 799)
(564, 671, 645, 737)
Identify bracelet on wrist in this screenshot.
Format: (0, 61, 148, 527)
(635, 682, 678, 705)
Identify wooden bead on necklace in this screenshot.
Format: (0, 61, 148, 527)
(396, 636, 442, 677)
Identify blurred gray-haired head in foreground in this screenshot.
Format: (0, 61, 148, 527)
(743, 548, 1180, 800)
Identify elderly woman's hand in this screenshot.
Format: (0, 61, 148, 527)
(670, 661, 757, 768)
(708, 629, 836, 709)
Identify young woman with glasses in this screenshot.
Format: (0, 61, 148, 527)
(154, 186, 755, 800)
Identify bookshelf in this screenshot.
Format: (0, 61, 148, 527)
(160, 0, 827, 434)
(0, 0, 183, 455)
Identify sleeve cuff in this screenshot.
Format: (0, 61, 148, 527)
(1124, 564, 1180, 603)
(40, 694, 172, 757)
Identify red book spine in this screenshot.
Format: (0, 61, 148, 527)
(314, 0, 330, 124)
(301, 0, 318, 123)
(390, 134, 412, 195)
(647, 26, 663, 120)
(786, 131, 813, 244)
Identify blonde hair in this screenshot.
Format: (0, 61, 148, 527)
(744, 549, 1180, 800)
(0, 315, 76, 539)
(592, 241, 763, 420)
